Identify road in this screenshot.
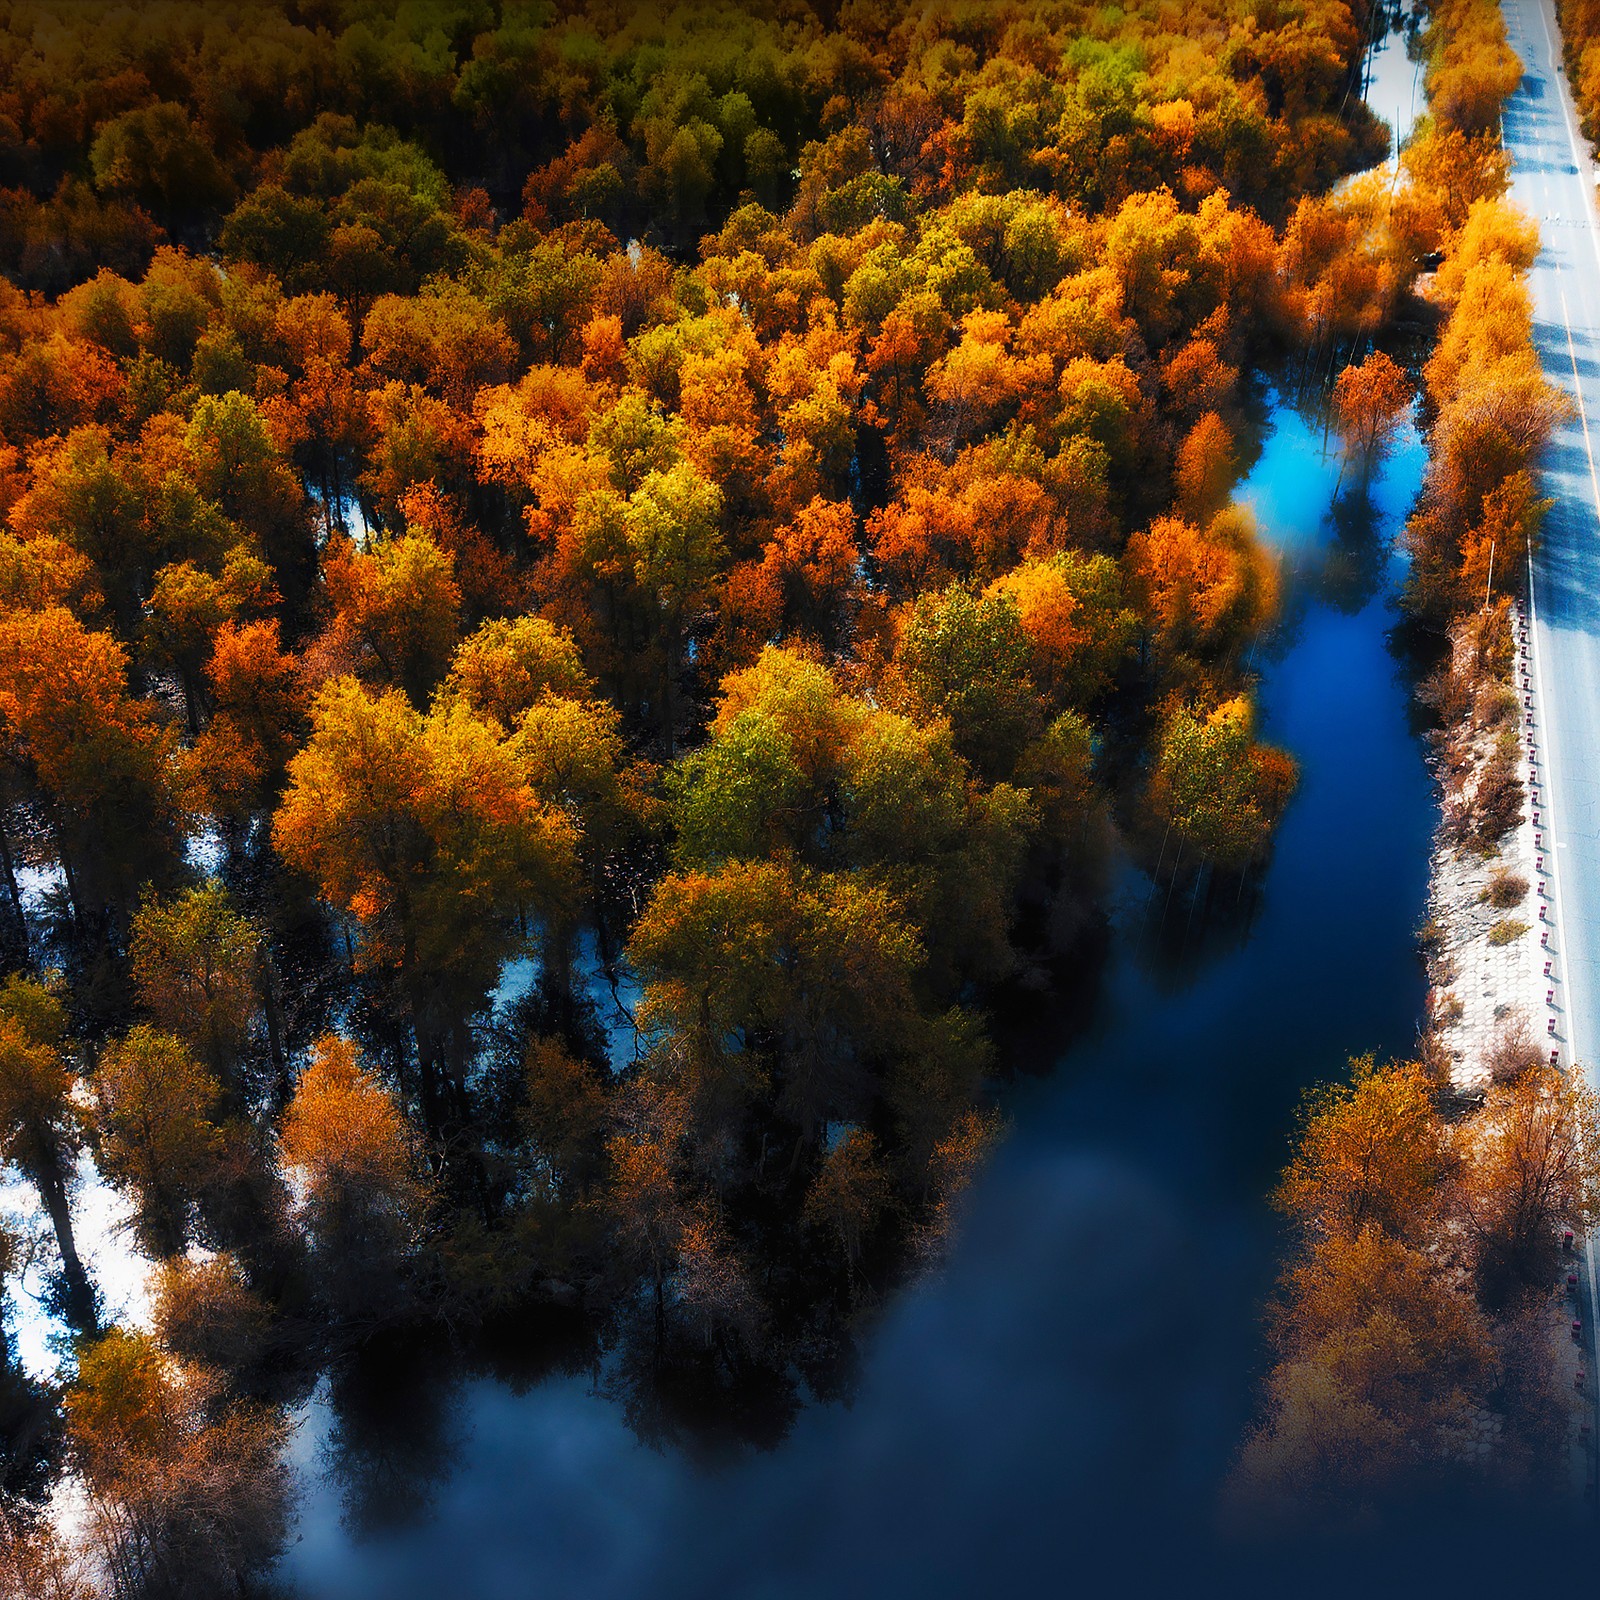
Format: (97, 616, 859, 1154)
(1501, 0, 1600, 1477)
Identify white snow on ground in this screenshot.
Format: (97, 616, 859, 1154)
(1, 1155, 152, 1378)
(489, 926, 642, 1073)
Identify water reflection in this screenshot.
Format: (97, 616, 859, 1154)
(316, 1335, 469, 1538)
(1319, 478, 1400, 615)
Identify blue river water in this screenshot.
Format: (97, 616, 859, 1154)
(281, 18, 1580, 1591)
(276, 397, 1478, 1597)
(283, 14, 1579, 1593)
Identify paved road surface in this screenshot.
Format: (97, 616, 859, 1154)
(1501, 0, 1600, 1468)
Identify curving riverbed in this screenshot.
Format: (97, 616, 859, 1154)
(277, 393, 1448, 1596)
(277, 24, 1452, 1587)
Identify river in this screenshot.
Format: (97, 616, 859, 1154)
(13, 11, 1546, 1590)
(272, 23, 1465, 1595)
(274, 348, 1494, 1600)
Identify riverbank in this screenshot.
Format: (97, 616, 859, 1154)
(1423, 608, 1545, 1099)
(1398, 0, 1597, 1504)
(1412, 0, 1598, 1502)
(1232, 0, 1600, 1524)
(1419, 598, 1593, 1494)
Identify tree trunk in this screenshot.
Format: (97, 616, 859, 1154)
(37, 1155, 95, 1332)
(0, 814, 27, 960)
(178, 664, 202, 738)
(541, 918, 578, 1025)
(661, 609, 681, 758)
(653, 1264, 666, 1365)
(45, 809, 86, 934)
(259, 945, 289, 1105)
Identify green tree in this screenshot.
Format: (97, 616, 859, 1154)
(92, 1027, 222, 1257)
(89, 103, 234, 229)
(895, 585, 1044, 781)
(1148, 697, 1296, 870)
(623, 462, 726, 753)
(130, 885, 264, 1093)
(629, 860, 921, 1145)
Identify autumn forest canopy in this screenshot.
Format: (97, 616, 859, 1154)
(0, 0, 1577, 1591)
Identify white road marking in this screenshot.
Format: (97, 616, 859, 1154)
(1517, 0, 1600, 1467)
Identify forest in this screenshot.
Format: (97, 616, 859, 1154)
(0, 0, 1581, 1592)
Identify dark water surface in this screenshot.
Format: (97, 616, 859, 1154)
(279, 401, 1546, 1597)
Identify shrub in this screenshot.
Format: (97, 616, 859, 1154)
(1415, 1029, 1452, 1085)
(1482, 869, 1528, 908)
(1417, 661, 1472, 727)
(1484, 1011, 1542, 1085)
(1473, 750, 1523, 847)
(1473, 681, 1517, 730)
(152, 1252, 270, 1374)
(1487, 918, 1528, 946)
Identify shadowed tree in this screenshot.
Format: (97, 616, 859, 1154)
(0, 606, 178, 939)
(0, 976, 96, 1329)
(65, 1326, 290, 1596)
(281, 1034, 428, 1325)
(804, 1127, 893, 1293)
(130, 885, 265, 1094)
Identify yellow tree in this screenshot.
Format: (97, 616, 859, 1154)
(1275, 1056, 1448, 1244)
(1454, 1061, 1600, 1302)
(1232, 1226, 1494, 1525)
(439, 615, 594, 734)
(986, 551, 1136, 707)
(621, 461, 726, 754)
(629, 859, 921, 1148)
(1173, 411, 1237, 523)
(273, 679, 578, 1132)
(604, 1080, 689, 1351)
(322, 531, 462, 708)
(188, 617, 307, 830)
